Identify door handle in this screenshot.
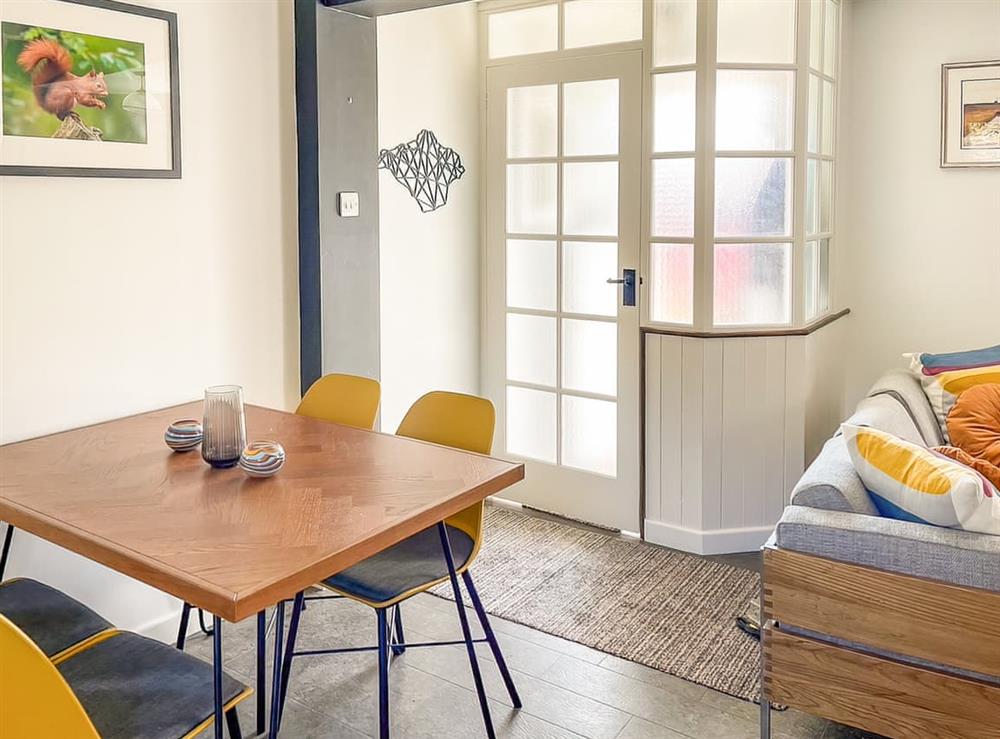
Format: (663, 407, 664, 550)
(607, 269, 637, 306)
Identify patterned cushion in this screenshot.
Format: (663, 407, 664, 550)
(843, 423, 1000, 535)
(907, 344, 1000, 440)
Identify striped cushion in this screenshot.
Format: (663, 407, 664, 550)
(843, 423, 1000, 535)
(907, 344, 1000, 439)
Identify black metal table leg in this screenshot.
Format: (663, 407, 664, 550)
(257, 610, 266, 736)
(438, 523, 495, 739)
(0, 524, 13, 580)
(176, 603, 192, 650)
(213, 615, 224, 739)
(278, 592, 305, 727)
(268, 601, 285, 738)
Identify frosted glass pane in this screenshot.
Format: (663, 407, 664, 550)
(564, 0, 643, 49)
(807, 75, 820, 154)
(562, 395, 617, 476)
(563, 162, 618, 236)
(715, 158, 792, 237)
(650, 243, 694, 324)
(716, 70, 795, 151)
(564, 79, 619, 156)
(804, 239, 831, 319)
(809, 0, 822, 71)
(820, 160, 833, 232)
(806, 159, 819, 235)
(821, 80, 835, 156)
(818, 237, 831, 313)
(653, 0, 697, 67)
(653, 72, 696, 152)
(651, 158, 695, 237)
(489, 5, 558, 59)
(714, 243, 791, 326)
(507, 313, 556, 386)
(507, 85, 557, 158)
(507, 386, 556, 463)
(507, 240, 556, 311)
(563, 319, 617, 396)
(717, 0, 796, 64)
(823, 0, 839, 78)
(563, 241, 618, 316)
(507, 164, 556, 234)
(804, 239, 819, 319)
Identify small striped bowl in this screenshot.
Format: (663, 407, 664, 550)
(164, 419, 203, 452)
(239, 440, 286, 478)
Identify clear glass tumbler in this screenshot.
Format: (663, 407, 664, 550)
(202, 385, 247, 468)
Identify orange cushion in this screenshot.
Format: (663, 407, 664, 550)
(933, 445, 1000, 491)
(946, 383, 1000, 466)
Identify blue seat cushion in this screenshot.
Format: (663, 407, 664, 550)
(58, 631, 248, 739)
(324, 523, 475, 605)
(0, 578, 112, 657)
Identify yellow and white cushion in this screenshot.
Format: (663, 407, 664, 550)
(842, 423, 1000, 535)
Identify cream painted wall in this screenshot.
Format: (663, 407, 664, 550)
(376, 2, 480, 432)
(839, 0, 1000, 405)
(0, 0, 298, 640)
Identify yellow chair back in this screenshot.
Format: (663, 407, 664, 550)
(296, 373, 381, 430)
(395, 391, 495, 547)
(0, 614, 99, 739)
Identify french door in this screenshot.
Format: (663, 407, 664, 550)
(485, 52, 642, 532)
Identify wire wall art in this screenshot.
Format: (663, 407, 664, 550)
(378, 129, 465, 213)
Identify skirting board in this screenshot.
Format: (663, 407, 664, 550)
(644, 519, 773, 555)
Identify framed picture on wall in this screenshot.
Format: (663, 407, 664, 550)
(0, 0, 180, 178)
(941, 60, 1000, 168)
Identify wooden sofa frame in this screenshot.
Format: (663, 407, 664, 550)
(760, 547, 1000, 739)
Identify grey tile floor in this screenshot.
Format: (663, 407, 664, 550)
(187, 582, 869, 739)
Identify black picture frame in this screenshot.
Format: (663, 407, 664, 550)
(0, 0, 181, 178)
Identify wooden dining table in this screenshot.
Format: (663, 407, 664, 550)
(0, 401, 524, 738)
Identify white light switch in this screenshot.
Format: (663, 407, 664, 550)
(338, 191, 360, 217)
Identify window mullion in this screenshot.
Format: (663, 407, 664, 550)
(695, 0, 717, 332)
(791, 0, 811, 328)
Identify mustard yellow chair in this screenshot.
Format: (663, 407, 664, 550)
(1, 614, 250, 739)
(274, 391, 520, 739)
(296, 372, 381, 429)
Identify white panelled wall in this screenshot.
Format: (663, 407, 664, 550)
(644, 318, 849, 554)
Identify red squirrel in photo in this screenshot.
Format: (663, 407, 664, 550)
(16, 38, 108, 119)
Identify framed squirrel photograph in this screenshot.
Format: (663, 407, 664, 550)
(0, 0, 179, 178)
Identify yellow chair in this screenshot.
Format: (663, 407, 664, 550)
(1, 614, 250, 739)
(275, 392, 520, 739)
(296, 372, 381, 429)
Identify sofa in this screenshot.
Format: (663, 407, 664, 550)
(760, 369, 1000, 739)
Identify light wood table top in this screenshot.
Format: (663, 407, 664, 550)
(0, 403, 524, 621)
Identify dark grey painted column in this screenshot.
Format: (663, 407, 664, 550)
(315, 7, 381, 381)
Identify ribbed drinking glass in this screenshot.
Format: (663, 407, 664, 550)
(202, 385, 246, 468)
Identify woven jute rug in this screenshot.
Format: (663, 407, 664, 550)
(432, 504, 762, 703)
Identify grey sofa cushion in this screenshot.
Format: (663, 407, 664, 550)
(790, 372, 938, 515)
(775, 505, 1000, 592)
(790, 435, 879, 515)
(846, 394, 927, 446)
(867, 368, 944, 446)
